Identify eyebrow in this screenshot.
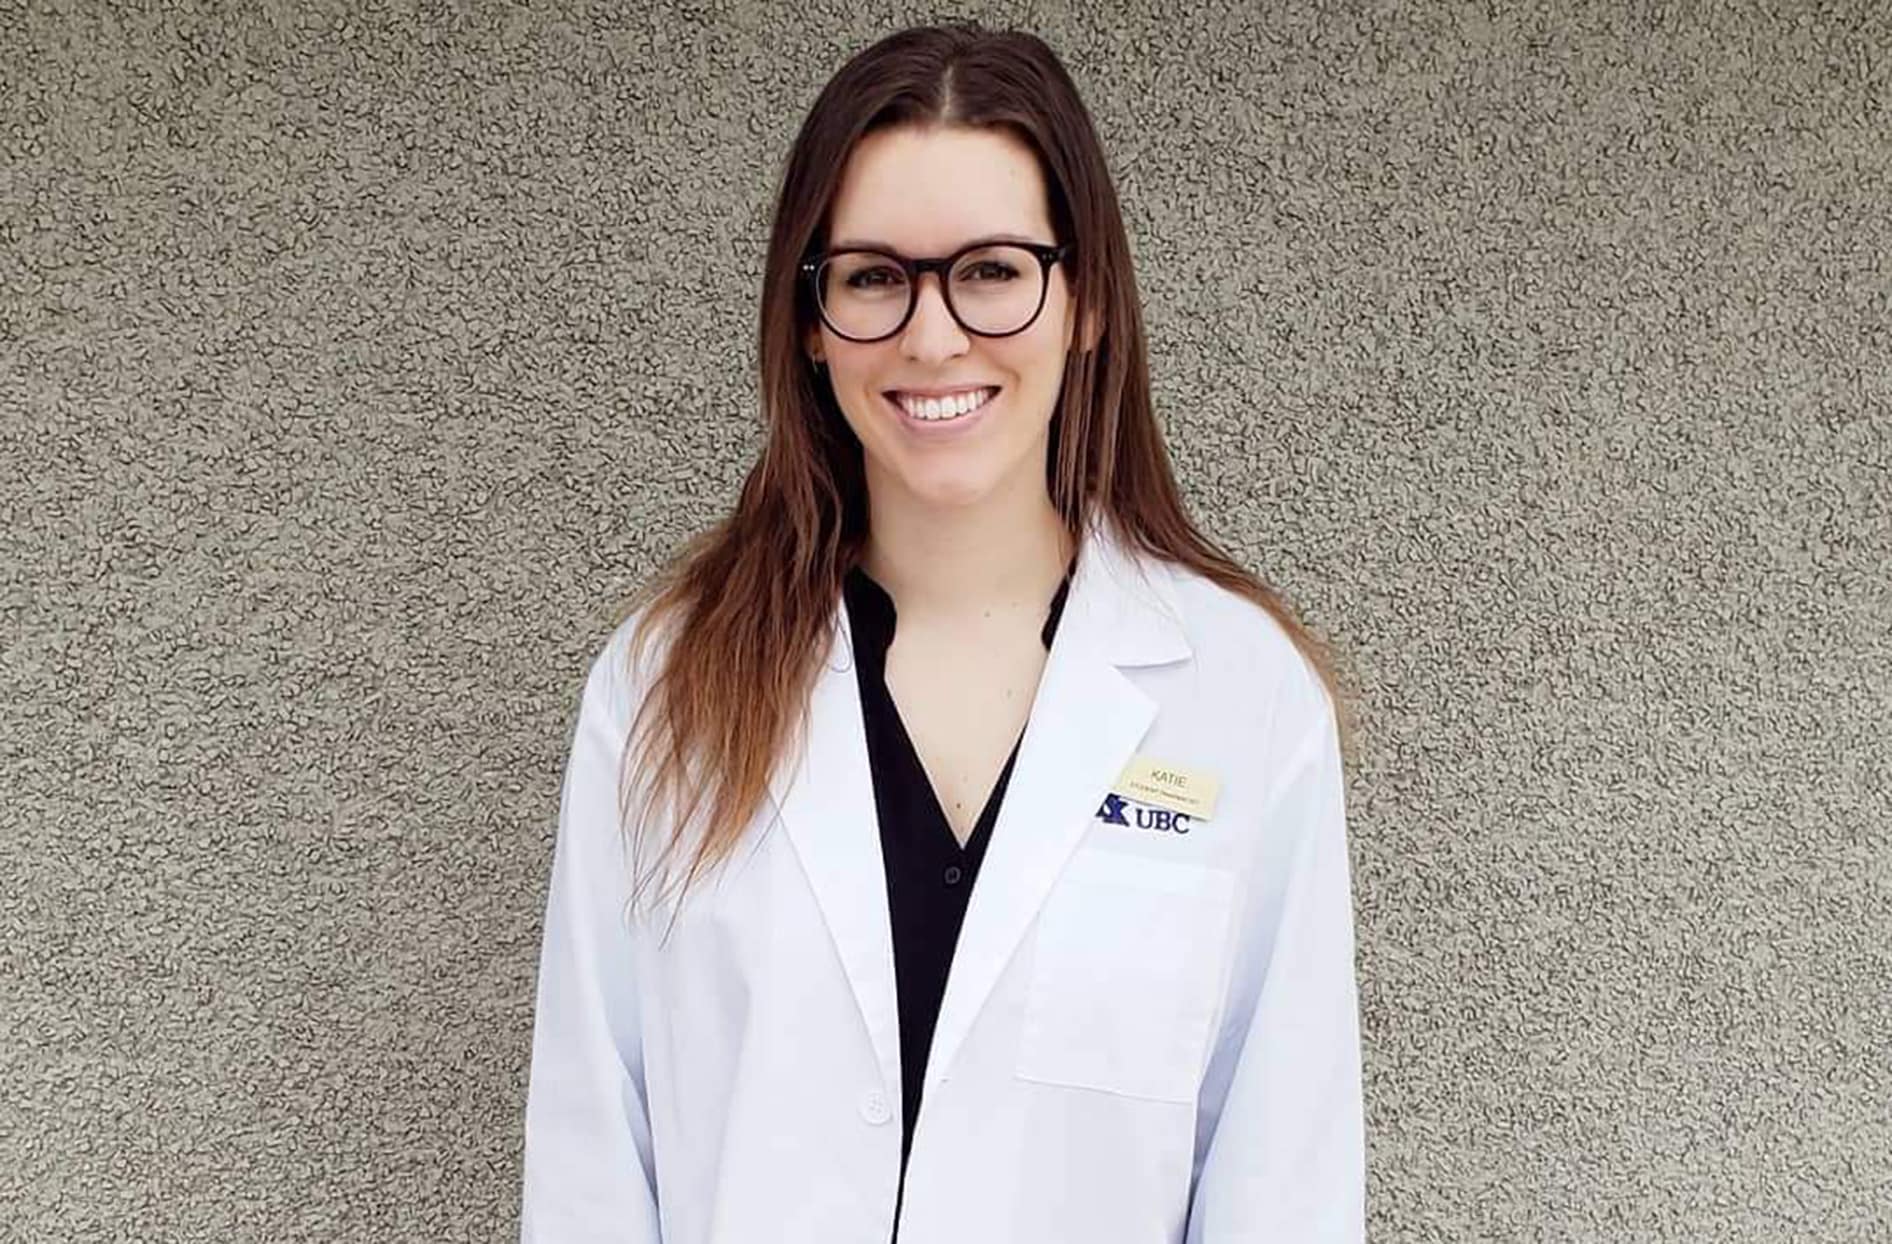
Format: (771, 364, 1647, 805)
(827, 231, 1049, 252)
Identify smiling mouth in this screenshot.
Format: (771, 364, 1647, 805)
(883, 387, 1000, 422)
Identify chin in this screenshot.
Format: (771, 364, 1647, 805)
(892, 454, 1025, 510)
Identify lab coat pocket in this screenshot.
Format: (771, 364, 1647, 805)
(1016, 848, 1236, 1103)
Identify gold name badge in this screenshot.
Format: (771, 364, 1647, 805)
(1112, 754, 1220, 821)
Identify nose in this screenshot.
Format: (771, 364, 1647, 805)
(899, 270, 969, 359)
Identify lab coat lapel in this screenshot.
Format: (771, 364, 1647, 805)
(925, 519, 1193, 1086)
(763, 520, 1192, 1106)
(767, 602, 903, 1099)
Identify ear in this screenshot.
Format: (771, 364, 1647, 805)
(1069, 303, 1103, 355)
(804, 326, 825, 366)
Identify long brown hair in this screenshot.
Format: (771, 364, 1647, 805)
(611, 22, 1353, 917)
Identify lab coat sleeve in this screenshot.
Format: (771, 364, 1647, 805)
(520, 642, 663, 1243)
(1186, 692, 1365, 1242)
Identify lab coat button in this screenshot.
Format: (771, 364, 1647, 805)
(859, 1091, 892, 1125)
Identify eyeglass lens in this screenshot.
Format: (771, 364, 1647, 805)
(814, 245, 1047, 340)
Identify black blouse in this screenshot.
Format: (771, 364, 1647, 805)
(839, 555, 1075, 1226)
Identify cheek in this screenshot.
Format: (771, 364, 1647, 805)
(1022, 294, 1078, 364)
(998, 330, 1066, 390)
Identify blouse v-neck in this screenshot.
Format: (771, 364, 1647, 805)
(838, 555, 1075, 1194)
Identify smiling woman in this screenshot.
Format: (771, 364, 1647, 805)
(519, 20, 1363, 1244)
(804, 128, 1081, 511)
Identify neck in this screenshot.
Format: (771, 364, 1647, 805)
(859, 480, 1074, 631)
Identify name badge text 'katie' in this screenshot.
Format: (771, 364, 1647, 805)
(1108, 754, 1219, 821)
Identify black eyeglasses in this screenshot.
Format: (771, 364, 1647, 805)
(799, 239, 1075, 343)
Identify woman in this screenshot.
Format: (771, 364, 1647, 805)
(521, 22, 1363, 1244)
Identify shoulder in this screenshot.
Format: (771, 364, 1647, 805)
(1157, 558, 1337, 761)
(575, 602, 681, 730)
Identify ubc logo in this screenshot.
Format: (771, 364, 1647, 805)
(1095, 792, 1192, 834)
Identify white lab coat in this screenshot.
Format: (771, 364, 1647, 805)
(520, 517, 1364, 1243)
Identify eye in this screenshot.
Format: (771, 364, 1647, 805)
(845, 264, 906, 289)
(959, 260, 1020, 282)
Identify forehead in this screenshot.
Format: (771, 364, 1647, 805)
(826, 125, 1056, 253)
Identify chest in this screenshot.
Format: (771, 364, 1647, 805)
(883, 632, 1051, 846)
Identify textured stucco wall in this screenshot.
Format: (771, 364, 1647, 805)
(4, 1, 1887, 1239)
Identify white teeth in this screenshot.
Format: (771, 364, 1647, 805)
(894, 387, 994, 421)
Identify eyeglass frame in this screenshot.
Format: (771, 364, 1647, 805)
(798, 238, 1076, 343)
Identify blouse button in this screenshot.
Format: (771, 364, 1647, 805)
(944, 865, 963, 886)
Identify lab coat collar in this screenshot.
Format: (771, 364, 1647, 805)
(765, 516, 1192, 1101)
